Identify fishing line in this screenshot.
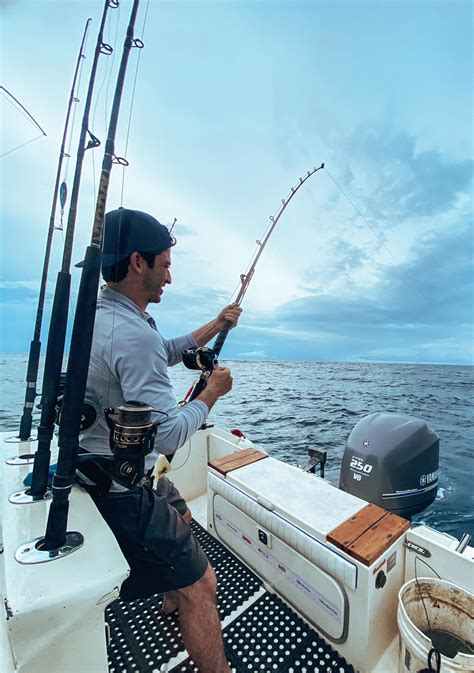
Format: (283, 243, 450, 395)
(119, 0, 150, 206)
(227, 241, 260, 304)
(91, 1, 121, 209)
(0, 134, 46, 158)
(81, 0, 123, 412)
(63, 27, 90, 184)
(227, 233, 271, 304)
(0, 86, 47, 135)
(58, 33, 91, 230)
(105, 0, 149, 408)
(104, 0, 121, 135)
(324, 166, 430, 305)
(167, 435, 193, 471)
(0, 86, 47, 158)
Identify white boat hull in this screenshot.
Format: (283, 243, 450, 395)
(1, 427, 473, 672)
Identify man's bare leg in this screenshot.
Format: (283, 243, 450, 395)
(162, 590, 178, 614)
(162, 507, 193, 615)
(177, 564, 231, 673)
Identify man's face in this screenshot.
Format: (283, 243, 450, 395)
(142, 249, 172, 303)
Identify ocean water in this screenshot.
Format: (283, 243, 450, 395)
(1, 354, 473, 540)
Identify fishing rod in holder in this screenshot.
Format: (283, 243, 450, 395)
(16, 0, 119, 505)
(10, 19, 91, 446)
(183, 163, 325, 403)
(35, 0, 142, 557)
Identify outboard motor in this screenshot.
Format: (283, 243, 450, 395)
(339, 412, 439, 518)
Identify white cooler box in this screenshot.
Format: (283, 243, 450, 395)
(207, 454, 409, 673)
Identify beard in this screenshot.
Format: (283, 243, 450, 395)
(142, 272, 163, 303)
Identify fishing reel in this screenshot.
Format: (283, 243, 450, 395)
(104, 401, 159, 488)
(53, 372, 97, 431)
(183, 346, 218, 373)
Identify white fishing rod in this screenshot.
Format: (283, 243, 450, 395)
(182, 163, 325, 401)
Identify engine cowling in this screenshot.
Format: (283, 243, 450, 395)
(339, 412, 439, 518)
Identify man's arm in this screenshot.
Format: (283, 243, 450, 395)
(163, 303, 242, 366)
(192, 303, 242, 347)
(108, 324, 206, 454)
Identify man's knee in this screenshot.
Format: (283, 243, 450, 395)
(178, 563, 216, 604)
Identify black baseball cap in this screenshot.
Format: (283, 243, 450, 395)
(75, 208, 175, 268)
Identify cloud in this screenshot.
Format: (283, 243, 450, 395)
(0, 280, 41, 290)
(148, 285, 231, 337)
(172, 223, 198, 237)
(237, 350, 268, 359)
(343, 126, 473, 221)
(0, 279, 61, 308)
(135, 163, 473, 365)
(0, 285, 39, 304)
(253, 212, 473, 363)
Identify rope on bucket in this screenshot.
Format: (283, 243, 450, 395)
(414, 556, 442, 673)
(418, 648, 441, 673)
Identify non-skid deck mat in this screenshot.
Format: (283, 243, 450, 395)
(190, 519, 262, 618)
(107, 520, 262, 672)
(172, 592, 355, 673)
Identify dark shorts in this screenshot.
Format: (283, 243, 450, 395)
(91, 476, 208, 600)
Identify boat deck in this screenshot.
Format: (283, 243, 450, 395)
(106, 520, 355, 673)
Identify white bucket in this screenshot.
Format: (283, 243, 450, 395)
(398, 578, 474, 672)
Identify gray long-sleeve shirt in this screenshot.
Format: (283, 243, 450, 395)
(80, 286, 208, 470)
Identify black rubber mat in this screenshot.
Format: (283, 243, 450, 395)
(107, 596, 182, 673)
(108, 521, 354, 673)
(172, 592, 355, 673)
(107, 519, 262, 673)
(191, 519, 262, 619)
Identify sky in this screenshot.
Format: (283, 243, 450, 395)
(1, 0, 472, 364)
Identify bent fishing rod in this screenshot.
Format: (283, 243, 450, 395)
(184, 163, 325, 403)
(42, 0, 142, 551)
(29, 0, 119, 499)
(0, 86, 47, 157)
(16, 19, 90, 442)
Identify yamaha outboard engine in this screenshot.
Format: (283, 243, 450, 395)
(339, 412, 439, 518)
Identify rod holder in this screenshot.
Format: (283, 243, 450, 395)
(15, 532, 84, 565)
(5, 453, 36, 465)
(9, 488, 52, 505)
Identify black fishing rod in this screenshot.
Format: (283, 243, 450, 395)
(16, 20, 90, 442)
(186, 164, 325, 402)
(28, 0, 119, 500)
(42, 0, 142, 551)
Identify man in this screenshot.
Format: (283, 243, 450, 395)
(79, 207, 241, 673)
